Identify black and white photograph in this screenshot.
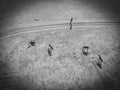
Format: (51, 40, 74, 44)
(0, 0, 120, 90)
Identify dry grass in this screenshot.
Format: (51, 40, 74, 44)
(0, 25, 120, 90)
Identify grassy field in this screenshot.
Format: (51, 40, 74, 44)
(0, 24, 120, 90)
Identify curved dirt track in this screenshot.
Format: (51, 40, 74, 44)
(0, 23, 120, 90)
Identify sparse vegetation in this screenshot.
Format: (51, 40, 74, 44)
(0, 26, 120, 90)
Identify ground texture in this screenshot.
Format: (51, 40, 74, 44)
(0, 25, 120, 90)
